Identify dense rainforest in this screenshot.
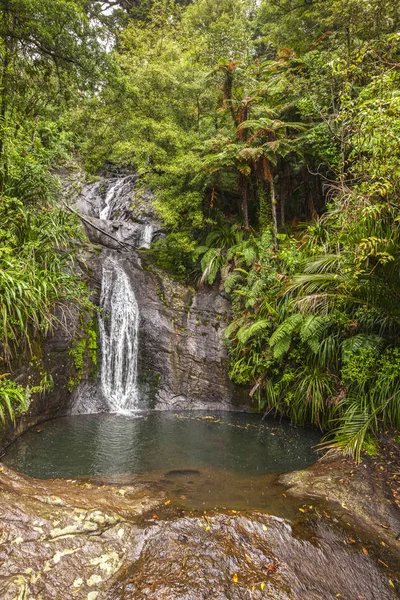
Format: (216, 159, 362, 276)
(1, 0, 400, 458)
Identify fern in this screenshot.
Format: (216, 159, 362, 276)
(269, 313, 303, 358)
(224, 272, 244, 294)
(299, 314, 335, 354)
(236, 319, 270, 344)
(341, 334, 384, 362)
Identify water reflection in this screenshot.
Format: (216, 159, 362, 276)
(3, 411, 320, 510)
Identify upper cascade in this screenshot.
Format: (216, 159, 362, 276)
(75, 174, 160, 250)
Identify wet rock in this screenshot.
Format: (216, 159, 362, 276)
(280, 456, 400, 550)
(165, 470, 201, 477)
(110, 513, 397, 600)
(0, 466, 397, 600)
(71, 249, 247, 412)
(0, 466, 162, 600)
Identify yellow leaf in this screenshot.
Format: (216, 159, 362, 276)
(165, 500, 171, 505)
(262, 525, 268, 531)
(233, 574, 238, 583)
(362, 547, 369, 555)
(260, 582, 265, 591)
(389, 580, 395, 588)
(205, 526, 210, 531)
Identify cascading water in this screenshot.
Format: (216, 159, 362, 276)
(98, 255, 140, 412)
(141, 223, 154, 249)
(99, 178, 126, 220)
(72, 174, 160, 414)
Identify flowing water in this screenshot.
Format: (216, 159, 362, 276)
(2, 411, 320, 512)
(99, 176, 132, 220)
(99, 255, 140, 412)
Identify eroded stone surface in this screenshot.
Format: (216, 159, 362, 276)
(280, 455, 400, 550)
(0, 465, 398, 600)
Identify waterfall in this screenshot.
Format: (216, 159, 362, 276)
(98, 255, 140, 412)
(99, 176, 132, 221)
(140, 224, 154, 248)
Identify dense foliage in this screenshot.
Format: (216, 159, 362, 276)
(0, 0, 108, 420)
(2, 0, 400, 456)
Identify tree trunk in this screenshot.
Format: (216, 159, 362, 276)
(271, 179, 278, 251)
(302, 167, 318, 220)
(241, 177, 249, 229)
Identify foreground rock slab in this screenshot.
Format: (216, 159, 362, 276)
(280, 454, 400, 550)
(0, 466, 398, 599)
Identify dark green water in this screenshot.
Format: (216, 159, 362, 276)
(2, 411, 320, 511)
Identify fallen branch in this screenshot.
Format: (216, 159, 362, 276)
(64, 203, 136, 251)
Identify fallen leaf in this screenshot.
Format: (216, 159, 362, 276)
(262, 525, 268, 531)
(362, 547, 369, 555)
(233, 573, 238, 583)
(265, 562, 279, 574)
(165, 500, 171, 505)
(260, 582, 265, 591)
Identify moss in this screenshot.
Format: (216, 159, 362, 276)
(139, 369, 161, 409)
(156, 287, 167, 306)
(362, 435, 378, 458)
(68, 316, 99, 391)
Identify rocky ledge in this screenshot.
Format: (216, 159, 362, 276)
(0, 464, 398, 600)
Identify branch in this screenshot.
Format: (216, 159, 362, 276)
(63, 203, 136, 251)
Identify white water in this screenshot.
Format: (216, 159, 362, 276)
(140, 224, 154, 248)
(98, 256, 140, 412)
(99, 177, 130, 220)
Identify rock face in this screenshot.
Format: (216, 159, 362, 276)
(68, 173, 246, 412)
(0, 465, 397, 600)
(0, 302, 86, 452)
(72, 249, 243, 412)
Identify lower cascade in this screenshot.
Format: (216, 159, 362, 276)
(98, 254, 140, 412)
